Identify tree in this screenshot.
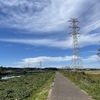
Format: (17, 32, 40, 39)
(0, 66, 3, 74)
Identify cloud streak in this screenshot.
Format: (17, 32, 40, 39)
(17, 54, 99, 68)
(18, 55, 72, 67)
(1, 0, 99, 33)
(0, 32, 100, 49)
(83, 55, 99, 62)
(0, 37, 72, 49)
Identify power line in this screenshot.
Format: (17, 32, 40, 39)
(40, 61, 42, 68)
(78, 0, 100, 19)
(43, 26, 77, 67)
(45, 43, 71, 66)
(44, 29, 72, 67)
(79, 9, 100, 27)
(80, 19, 100, 32)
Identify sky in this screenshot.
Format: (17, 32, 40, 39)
(0, 0, 100, 68)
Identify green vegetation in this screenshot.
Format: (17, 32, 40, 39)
(0, 67, 58, 75)
(60, 70, 100, 100)
(0, 66, 3, 74)
(0, 71, 55, 100)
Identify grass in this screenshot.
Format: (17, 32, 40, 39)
(0, 71, 55, 100)
(60, 70, 100, 100)
(84, 70, 100, 74)
(25, 72, 55, 100)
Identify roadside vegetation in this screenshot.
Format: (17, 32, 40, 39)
(60, 70, 100, 100)
(0, 71, 55, 100)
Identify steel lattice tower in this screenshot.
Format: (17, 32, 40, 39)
(68, 18, 82, 70)
(97, 41, 100, 62)
(40, 61, 42, 68)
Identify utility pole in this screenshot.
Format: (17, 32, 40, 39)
(28, 63, 30, 68)
(97, 41, 100, 62)
(68, 18, 82, 70)
(40, 61, 42, 69)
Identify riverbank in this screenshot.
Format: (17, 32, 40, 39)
(0, 71, 55, 100)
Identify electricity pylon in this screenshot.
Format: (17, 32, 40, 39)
(40, 61, 42, 69)
(97, 49, 100, 57)
(68, 18, 82, 70)
(97, 41, 100, 62)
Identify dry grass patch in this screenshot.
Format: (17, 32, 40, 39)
(84, 70, 100, 74)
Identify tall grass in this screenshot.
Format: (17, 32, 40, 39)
(60, 70, 100, 100)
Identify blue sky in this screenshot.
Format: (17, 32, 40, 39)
(0, 0, 100, 68)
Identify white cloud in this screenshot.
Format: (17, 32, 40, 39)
(16, 54, 99, 68)
(18, 55, 71, 67)
(80, 19, 100, 35)
(0, 0, 100, 49)
(0, 31, 100, 49)
(79, 33, 100, 47)
(22, 56, 71, 62)
(0, 0, 98, 33)
(0, 38, 72, 49)
(83, 55, 99, 62)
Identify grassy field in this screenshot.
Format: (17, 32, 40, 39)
(0, 71, 55, 100)
(60, 70, 100, 100)
(84, 70, 100, 74)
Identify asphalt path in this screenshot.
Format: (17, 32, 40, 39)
(50, 72, 92, 100)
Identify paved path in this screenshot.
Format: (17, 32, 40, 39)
(50, 72, 92, 100)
